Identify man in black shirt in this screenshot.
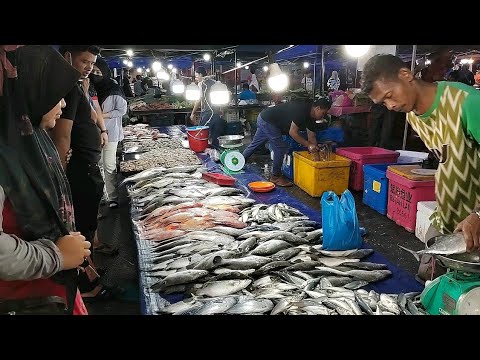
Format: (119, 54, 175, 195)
(243, 98, 332, 187)
(51, 45, 106, 293)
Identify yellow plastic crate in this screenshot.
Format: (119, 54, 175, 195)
(293, 151, 351, 197)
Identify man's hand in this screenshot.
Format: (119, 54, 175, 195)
(56, 232, 91, 270)
(81, 78, 90, 95)
(307, 143, 319, 153)
(100, 132, 108, 147)
(190, 113, 198, 125)
(455, 213, 480, 251)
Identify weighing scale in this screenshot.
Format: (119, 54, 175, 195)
(420, 235, 480, 315)
(217, 135, 246, 175)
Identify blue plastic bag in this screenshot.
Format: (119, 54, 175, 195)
(321, 189, 363, 250)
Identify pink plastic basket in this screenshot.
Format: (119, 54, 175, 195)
(336, 147, 400, 191)
(386, 169, 435, 232)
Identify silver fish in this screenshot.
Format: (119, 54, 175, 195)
(254, 261, 292, 275)
(399, 233, 468, 261)
(271, 293, 307, 315)
(194, 297, 238, 315)
(345, 269, 392, 283)
(270, 247, 302, 261)
(158, 298, 199, 314)
(250, 240, 292, 256)
(226, 298, 274, 314)
(195, 279, 252, 297)
(161, 270, 209, 287)
(215, 256, 272, 270)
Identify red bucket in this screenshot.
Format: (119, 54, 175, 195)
(186, 126, 209, 153)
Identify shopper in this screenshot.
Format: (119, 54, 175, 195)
(242, 98, 332, 187)
(248, 67, 259, 93)
(327, 71, 340, 92)
(238, 82, 256, 101)
(301, 72, 313, 92)
(134, 74, 147, 96)
(51, 45, 108, 296)
(122, 69, 134, 98)
(362, 54, 480, 251)
(190, 66, 226, 149)
(90, 57, 128, 209)
(0, 45, 90, 314)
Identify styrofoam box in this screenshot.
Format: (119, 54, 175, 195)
(415, 201, 441, 243)
(395, 150, 429, 164)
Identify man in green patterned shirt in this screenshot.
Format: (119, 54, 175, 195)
(361, 54, 480, 252)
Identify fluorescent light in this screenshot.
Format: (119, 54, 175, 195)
(263, 65, 269, 72)
(171, 79, 185, 94)
(344, 45, 370, 58)
(137, 68, 142, 73)
(236, 62, 242, 68)
(210, 81, 230, 105)
(172, 68, 178, 73)
(203, 53, 211, 61)
(152, 61, 162, 72)
(146, 68, 150, 73)
(123, 59, 128, 65)
(267, 63, 288, 92)
(167, 64, 173, 70)
(127, 61, 133, 68)
(303, 61, 310, 69)
(126, 49, 134, 57)
(185, 83, 200, 101)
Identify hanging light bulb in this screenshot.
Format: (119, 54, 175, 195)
(171, 79, 185, 94)
(167, 64, 173, 70)
(236, 62, 242, 68)
(263, 65, 269, 72)
(267, 63, 288, 92)
(156, 69, 169, 81)
(123, 59, 128, 65)
(344, 45, 371, 58)
(185, 83, 200, 101)
(172, 68, 178, 73)
(126, 49, 134, 57)
(245, 65, 249, 70)
(127, 61, 133, 68)
(203, 53, 211, 61)
(303, 61, 310, 69)
(137, 68, 143, 73)
(210, 81, 230, 105)
(146, 68, 150, 73)
(152, 61, 162, 72)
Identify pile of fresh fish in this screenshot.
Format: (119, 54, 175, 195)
(120, 137, 201, 172)
(125, 165, 427, 315)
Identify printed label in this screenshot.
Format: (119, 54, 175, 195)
(373, 181, 381, 193)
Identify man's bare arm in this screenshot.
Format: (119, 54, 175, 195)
(50, 118, 73, 169)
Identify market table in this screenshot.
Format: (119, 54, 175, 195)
(328, 105, 371, 117)
(126, 126, 423, 315)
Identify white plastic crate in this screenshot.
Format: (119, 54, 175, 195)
(415, 201, 441, 243)
(224, 110, 239, 122)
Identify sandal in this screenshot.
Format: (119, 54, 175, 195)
(82, 285, 125, 303)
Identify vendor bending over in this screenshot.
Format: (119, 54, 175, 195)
(243, 98, 332, 187)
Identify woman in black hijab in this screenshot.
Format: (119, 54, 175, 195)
(0, 45, 91, 315)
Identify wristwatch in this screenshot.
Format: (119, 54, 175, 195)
(100, 129, 108, 134)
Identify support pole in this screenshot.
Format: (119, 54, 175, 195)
(321, 45, 325, 93)
(402, 45, 417, 150)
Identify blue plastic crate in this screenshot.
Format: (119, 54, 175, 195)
(363, 163, 399, 215)
(282, 128, 344, 152)
(282, 153, 294, 179)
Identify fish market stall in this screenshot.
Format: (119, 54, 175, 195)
(121, 125, 425, 315)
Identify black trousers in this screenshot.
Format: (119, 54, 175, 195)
(66, 157, 104, 256)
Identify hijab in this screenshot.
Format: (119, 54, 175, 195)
(0, 45, 80, 241)
(90, 56, 125, 106)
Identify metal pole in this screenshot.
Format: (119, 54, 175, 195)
(402, 44, 417, 150)
(321, 45, 325, 93)
(234, 50, 238, 121)
(313, 45, 319, 99)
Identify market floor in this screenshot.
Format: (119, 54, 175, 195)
(85, 151, 426, 315)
